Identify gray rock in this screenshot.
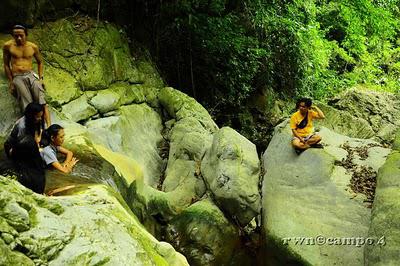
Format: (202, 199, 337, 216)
(365, 137, 400, 265)
(262, 120, 391, 265)
(89, 89, 122, 114)
(202, 127, 261, 226)
(61, 93, 97, 122)
(329, 89, 400, 141)
(166, 199, 240, 266)
(158, 87, 218, 133)
(317, 102, 375, 139)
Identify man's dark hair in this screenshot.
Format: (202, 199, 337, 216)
(12, 24, 28, 36)
(296, 98, 312, 109)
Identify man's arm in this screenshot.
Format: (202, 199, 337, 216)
(33, 44, 43, 80)
(292, 129, 305, 143)
(311, 106, 325, 119)
(3, 44, 14, 92)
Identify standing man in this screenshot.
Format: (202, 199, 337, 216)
(290, 97, 325, 152)
(3, 24, 50, 127)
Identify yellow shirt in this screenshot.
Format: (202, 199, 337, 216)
(290, 110, 319, 137)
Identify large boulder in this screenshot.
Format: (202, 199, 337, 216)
(317, 102, 375, 139)
(26, 18, 163, 117)
(328, 89, 400, 142)
(158, 87, 218, 133)
(166, 199, 240, 266)
(0, 175, 188, 266)
(160, 87, 217, 212)
(85, 103, 164, 187)
(202, 127, 261, 226)
(161, 117, 211, 211)
(365, 133, 400, 265)
(262, 120, 390, 265)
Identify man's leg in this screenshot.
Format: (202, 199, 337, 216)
(292, 138, 310, 150)
(13, 75, 33, 111)
(43, 104, 50, 128)
(30, 75, 51, 127)
(306, 134, 322, 145)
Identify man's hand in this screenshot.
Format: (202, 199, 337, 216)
(9, 82, 16, 97)
(311, 105, 325, 119)
(39, 79, 45, 90)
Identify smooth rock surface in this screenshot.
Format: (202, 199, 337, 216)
(262, 120, 390, 265)
(365, 134, 400, 265)
(202, 127, 261, 226)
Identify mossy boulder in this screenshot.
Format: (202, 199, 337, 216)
(317, 102, 375, 139)
(44, 66, 81, 106)
(202, 127, 261, 226)
(158, 87, 218, 133)
(0, 176, 188, 265)
(22, 17, 163, 119)
(328, 89, 400, 142)
(365, 138, 400, 265)
(161, 117, 212, 211)
(166, 199, 240, 266)
(85, 103, 164, 186)
(61, 92, 97, 122)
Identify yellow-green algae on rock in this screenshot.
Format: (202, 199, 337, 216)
(93, 144, 143, 186)
(365, 131, 400, 265)
(0, 175, 188, 266)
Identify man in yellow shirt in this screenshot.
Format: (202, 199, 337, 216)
(290, 98, 325, 152)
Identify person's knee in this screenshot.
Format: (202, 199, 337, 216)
(292, 140, 299, 147)
(292, 139, 304, 149)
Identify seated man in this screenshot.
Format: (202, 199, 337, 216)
(290, 98, 325, 152)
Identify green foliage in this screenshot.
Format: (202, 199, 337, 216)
(244, 0, 400, 99)
(155, 1, 268, 105)
(136, 0, 400, 106)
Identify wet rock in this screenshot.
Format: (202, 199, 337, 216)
(166, 199, 240, 266)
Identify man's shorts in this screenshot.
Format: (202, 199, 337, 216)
(13, 72, 46, 110)
(292, 133, 317, 142)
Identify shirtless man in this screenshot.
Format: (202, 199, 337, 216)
(3, 25, 50, 127)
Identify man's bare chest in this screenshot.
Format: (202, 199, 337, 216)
(10, 45, 34, 59)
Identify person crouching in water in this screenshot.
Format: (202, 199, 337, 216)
(290, 98, 325, 152)
(40, 124, 79, 173)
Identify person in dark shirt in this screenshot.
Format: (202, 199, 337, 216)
(4, 102, 44, 158)
(3, 103, 45, 193)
